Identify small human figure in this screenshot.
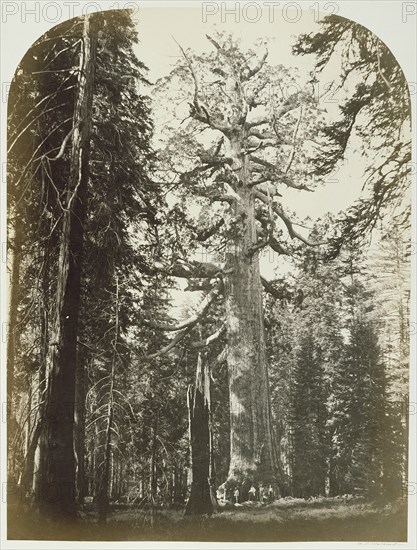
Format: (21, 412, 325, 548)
(233, 487, 240, 504)
(258, 483, 265, 503)
(267, 484, 274, 503)
(216, 482, 226, 503)
(248, 485, 256, 501)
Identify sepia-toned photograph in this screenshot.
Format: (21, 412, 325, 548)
(2, 1, 415, 546)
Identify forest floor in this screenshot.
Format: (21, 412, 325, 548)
(8, 496, 407, 542)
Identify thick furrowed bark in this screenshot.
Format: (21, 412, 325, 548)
(224, 253, 279, 498)
(223, 135, 279, 500)
(37, 15, 97, 517)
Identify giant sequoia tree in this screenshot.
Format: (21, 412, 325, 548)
(148, 34, 327, 499)
(36, 13, 98, 517)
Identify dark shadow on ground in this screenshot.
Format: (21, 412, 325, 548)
(8, 497, 407, 542)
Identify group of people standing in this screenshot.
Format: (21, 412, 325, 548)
(233, 483, 274, 504)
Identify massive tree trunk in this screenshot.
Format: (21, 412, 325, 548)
(162, 36, 289, 503)
(185, 353, 217, 515)
(223, 133, 279, 500)
(37, 15, 97, 517)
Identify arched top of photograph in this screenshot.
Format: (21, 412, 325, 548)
(4, 4, 413, 545)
